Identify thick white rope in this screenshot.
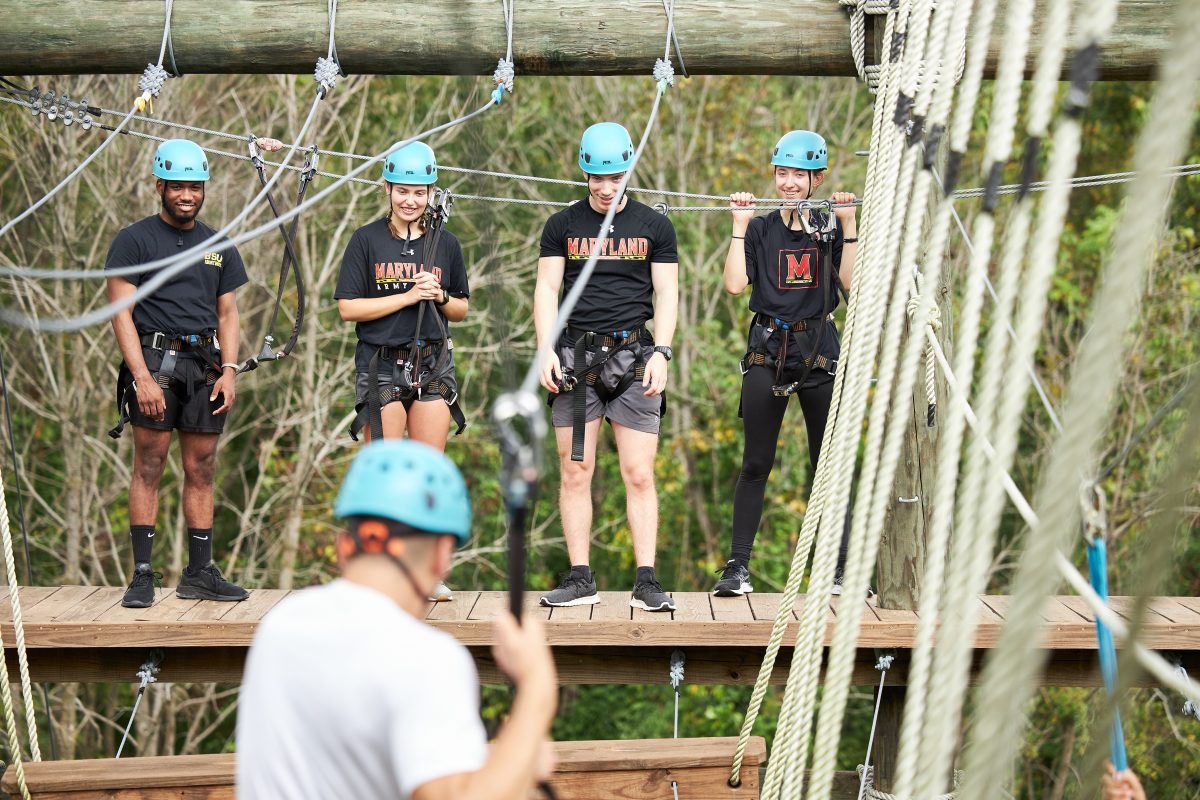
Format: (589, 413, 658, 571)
(762, 1, 936, 795)
(906, 0, 1038, 791)
(806, 0, 966, 792)
(0, 456, 32, 798)
(730, 1, 909, 784)
(959, 2, 1200, 790)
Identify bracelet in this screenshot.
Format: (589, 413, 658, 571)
(221, 362, 239, 372)
(843, 237, 859, 243)
(731, 235, 745, 240)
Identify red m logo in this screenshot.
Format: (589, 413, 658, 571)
(786, 253, 812, 283)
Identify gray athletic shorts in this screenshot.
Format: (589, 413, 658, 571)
(550, 339, 663, 435)
(354, 350, 458, 411)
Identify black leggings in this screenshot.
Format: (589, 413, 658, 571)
(730, 365, 850, 570)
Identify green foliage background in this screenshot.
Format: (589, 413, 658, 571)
(0, 71, 1197, 797)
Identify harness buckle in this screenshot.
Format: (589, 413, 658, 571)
(149, 332, 166, 350)
(183, 334, 201, 347)
(772, 381, 799, 398)
(558, 373, 578, 392)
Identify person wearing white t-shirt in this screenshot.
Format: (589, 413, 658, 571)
(236, 439, 557, 800)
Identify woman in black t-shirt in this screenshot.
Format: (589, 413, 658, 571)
(335, 143, 470, 446)
(713, 130, 861, 598)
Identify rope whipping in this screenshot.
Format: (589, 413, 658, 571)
(958, 5, 1200, 786)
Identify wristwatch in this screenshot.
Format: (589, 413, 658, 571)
(436, 289, 450, 306)
(653, 345, 673, 361)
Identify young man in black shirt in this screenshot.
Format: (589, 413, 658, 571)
(535, 122, 679, 612)
(105, 138, 250, 608)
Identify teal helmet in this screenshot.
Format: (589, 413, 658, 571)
(578, 122, 635, 175)
(334, 440, 471, 545)
(383, 141, 438, 185)
(771, 130, 828, 170)
(152, 139, 210, 181)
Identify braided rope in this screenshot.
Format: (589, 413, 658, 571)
(729, 2, 909, 786)
(910, 0, 1074, 788)
(888, 0, 1001, 789)
(908, 0, 1039, 790)
(806, 0, 968, 792)
(761, 2, 934, 796)
(0, 456, 32, 798)
(960, 0, 1200, 793)
(859, 765, 959, 800)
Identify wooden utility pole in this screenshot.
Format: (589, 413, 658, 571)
(0, 0, 1177, 77)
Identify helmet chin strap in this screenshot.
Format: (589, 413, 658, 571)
(788, 170, 816, 230)
(387, 554, 434, 603)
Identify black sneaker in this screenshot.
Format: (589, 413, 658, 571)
(713, 560, 753, 597)
(176, 562, 249, 602)
(122, 564, 161, 608)
(630, 576, 675, 612)
(540, 570, 599, 607)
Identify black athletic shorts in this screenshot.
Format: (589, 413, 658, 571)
(353, 350, 458, 412)
(116, 346, 228, 434)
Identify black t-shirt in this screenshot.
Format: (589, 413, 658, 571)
(744, 210, 844, 321)
(104, 214, 249, 335)
(539, 199, 678, 333)
(334, 218, 470, 372)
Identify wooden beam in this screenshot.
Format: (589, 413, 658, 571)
(0, 738, 767, 800)
(0, 0, 1177, 79)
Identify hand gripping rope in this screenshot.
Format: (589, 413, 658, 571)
(238, 136, 314, 374)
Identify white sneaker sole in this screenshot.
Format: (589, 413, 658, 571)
(540, 594, 600, 607)
(712, 582, 754, 597)
(629, 598, 675, 612)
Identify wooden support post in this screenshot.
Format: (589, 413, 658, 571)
(873, 222, 954, 794)
(0, 0, 1178, 77)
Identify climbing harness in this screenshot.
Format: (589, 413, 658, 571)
(238, 136, 315, 373)
(108, 333, 225, 439)
(553, 325, 657, 462)
(740, 205, 843, 400)
(349, 190, 466, 441)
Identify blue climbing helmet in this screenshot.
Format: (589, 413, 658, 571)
(334, 440, 471, 545)
(383, 141, 438, 185)
(578, 122, 635, 175)
(771, 130, 828, 170)
(152, 139, 210, 181)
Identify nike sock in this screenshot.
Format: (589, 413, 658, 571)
(130, 525, 155, 566)
(187, 528, 213, 569)
(570, 564, 592, 581)
(636, 566, 656, 584)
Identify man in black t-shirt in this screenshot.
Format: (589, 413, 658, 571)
(105, 138, 250, 609)
(534, 122, 679, 612)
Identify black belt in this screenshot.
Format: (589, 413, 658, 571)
(139, 332, 215, 351)
(376, 342, 438, 362)
(751, 313, 827, 332)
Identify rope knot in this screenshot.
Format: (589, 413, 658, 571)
(906, 293, 942, 331)
(492, 58, 515, 104)
(314, 56, 341, 94)
(653, 58, 676, 91)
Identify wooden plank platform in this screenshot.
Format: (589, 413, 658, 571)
(0, 736, 767, 800)
(2, 587, 1197, 686)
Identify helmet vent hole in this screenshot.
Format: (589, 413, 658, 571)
(164, 160, 172, 171)
(425, 492, 435, 509)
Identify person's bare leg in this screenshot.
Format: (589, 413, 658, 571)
(612, 422, 659, 568)
(407, 400, 451, 451)
(130, 425, 172, 526)
(555, 418, 602, 566)
(179, 431, 219, 529)
(362, 401, 409, 442)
